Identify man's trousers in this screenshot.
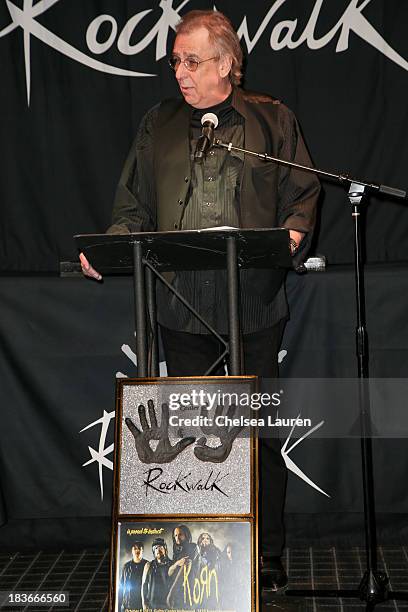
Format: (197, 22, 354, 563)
(160, 322, 287, 556)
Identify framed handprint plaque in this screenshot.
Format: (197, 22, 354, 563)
(114, 377, 257, 517)
(109, 377, 259, 612)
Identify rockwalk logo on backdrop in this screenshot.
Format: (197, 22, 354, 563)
(2, 0, 407, 106)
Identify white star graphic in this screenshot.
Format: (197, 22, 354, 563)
(2, 0, 154, 106)
(281, 416, 330, 497)
(80, 409, 115, 501)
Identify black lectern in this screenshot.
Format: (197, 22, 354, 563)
(75, 227, 292, 377)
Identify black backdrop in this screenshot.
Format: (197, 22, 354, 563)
(1, 0, 408, 271)
(1, 265, 408, 549)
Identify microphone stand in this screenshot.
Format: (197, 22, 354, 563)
(214, 138, 407, 609)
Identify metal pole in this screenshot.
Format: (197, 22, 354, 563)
(349, 184, 387, 604)
(226, 236, 241, 375)
(133, 241, 148, 377)
(145, 266, 159, 376)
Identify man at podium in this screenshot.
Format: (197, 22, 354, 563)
(81, 9, 319, 593)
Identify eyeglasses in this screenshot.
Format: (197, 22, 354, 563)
(168, 55, 218, 72)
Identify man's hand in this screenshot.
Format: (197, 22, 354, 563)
(79, 252, 102, 281)
(175, 557, 190, 567)
(194, 403, 244, 463)
(288, 230, 305, 255)
(125, 399, 195, 464)
(169, 556, 191, 577)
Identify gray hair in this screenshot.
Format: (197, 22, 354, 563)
(175, 10, 243, 86)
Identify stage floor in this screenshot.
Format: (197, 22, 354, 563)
(1, 547, 408, 611)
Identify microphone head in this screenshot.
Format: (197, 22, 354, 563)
(201, 112, 218, 129)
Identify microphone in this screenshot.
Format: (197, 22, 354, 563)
(194, 112, 219, 162)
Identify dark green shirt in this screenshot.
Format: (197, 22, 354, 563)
(156, 106, 287, 334)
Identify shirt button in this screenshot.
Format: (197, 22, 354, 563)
(174, 223, 178, 229)
(205, 202, 213, 207)
(207, 176, 214, 182)
(184, 177, 189, 182)
(178, 199, 183, 205)
(209, 150, 215, 156)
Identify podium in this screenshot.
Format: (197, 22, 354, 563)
(75, 227, 293, 611)
(75, 227, 292, 377)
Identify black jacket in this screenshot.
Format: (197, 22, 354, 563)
(109, 87, 320, 321)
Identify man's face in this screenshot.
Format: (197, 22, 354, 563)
(132, 545, 143, 562)
(200, 533, 211, 548)
(153, 545, 166, 562)
(172, 26, 232, 109)
(174, 528, 186, 545)
(226, 545, 232, 561)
